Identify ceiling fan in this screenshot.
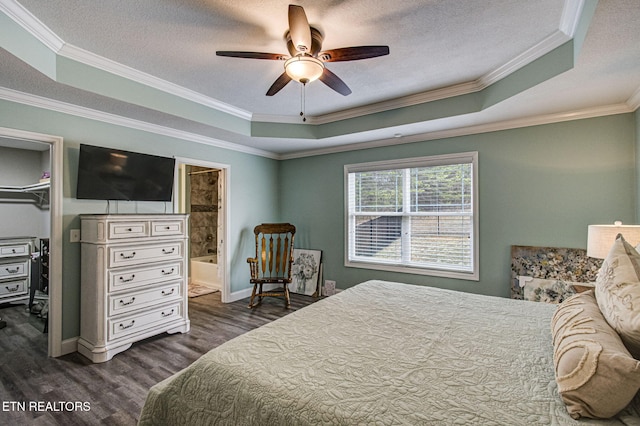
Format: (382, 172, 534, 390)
(216, 4, 390, 96)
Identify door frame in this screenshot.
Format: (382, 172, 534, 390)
(173, 157, 230, 302)
(0, 126, 64, 357)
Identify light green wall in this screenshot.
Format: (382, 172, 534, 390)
(0, 99, 279, 340)
(1, 95, 637, 338)
(279, 114, 637, 298)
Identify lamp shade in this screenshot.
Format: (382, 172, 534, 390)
(587, 222, 640, 259)
(284, 56, 324, 83)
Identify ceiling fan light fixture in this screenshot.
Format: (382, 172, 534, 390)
(284, 56, 324, 84)
(217, 5, 388, 97)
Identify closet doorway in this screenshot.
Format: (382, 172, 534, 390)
(174, 158, 230, 303)
(0, 127, 63, 357)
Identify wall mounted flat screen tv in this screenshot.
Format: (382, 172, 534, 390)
(76, 144, 175, 201)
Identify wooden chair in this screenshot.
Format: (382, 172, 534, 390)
(247, 223, 296, 308)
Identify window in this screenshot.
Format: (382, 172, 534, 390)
(345, 152, 478, 280)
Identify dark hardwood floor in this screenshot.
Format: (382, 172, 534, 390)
(0, 292, 318, 425)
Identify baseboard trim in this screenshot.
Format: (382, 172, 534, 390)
(227, 284, 281, 303)
(58, 336, 79, 357)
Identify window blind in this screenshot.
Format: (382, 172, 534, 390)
(346, 152, 478, 279)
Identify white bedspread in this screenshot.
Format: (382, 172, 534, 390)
(138, 280, 640, 425)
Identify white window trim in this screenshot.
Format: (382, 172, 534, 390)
(344, 152, 479, 281)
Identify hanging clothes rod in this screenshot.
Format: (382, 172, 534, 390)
(188, 168, 219, 176)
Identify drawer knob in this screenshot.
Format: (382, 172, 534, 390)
(119, 320, 135, 330)
(6, 267, 19, 274)
(120, 252, 136, 259)
(161, 288, 175, 296)
(119, 297, 136, 306)
(119, 275, 136, 283)
(162, 248, 175, 255)
(161, 268, 175, 275)
(161, 309, 175, 317)
(11, 248, 16, 253)
(126, 228, 132, 232)
(5, 285, 19, 292)
(165, 226, 171, 230)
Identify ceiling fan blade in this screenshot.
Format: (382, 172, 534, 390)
(288, 5, 312, 53)
(319, 46, 389, 62)
(319, 68, 352, 96)
(266, 72, 292, 96)
(216, 51, 287, 60)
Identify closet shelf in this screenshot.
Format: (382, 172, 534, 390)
(0, 181, 50, 206)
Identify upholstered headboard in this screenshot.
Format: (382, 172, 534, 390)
(510, 245, 603, 300)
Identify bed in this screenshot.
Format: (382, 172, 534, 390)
(139, 279, 640, 425)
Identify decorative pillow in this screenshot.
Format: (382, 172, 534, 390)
(518, 276, 577, 304)
(551, 291, 640, 419)
(594, 234, 640, 358)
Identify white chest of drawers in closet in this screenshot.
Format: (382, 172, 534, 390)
(0, 237, 33, 304)
(78, 214, 190, 363)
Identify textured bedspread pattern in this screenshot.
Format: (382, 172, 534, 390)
(138, 280, 640, 425)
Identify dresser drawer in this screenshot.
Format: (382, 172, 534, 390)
(109, 262, 182, 292)
(0, 259, 29, 279)
(0, 278, 28, 297)
(109, 241, 184, 268)
(108, 281, 182, 316)
(0, 243, 30, 258)
(151, 220, 185, 237)
(108, 302, 183, 340)
(108, 221, 149, 239)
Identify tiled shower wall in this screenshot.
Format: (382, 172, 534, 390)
(189, 166, 218, 260)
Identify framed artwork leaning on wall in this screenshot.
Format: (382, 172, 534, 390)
(289, 249, 322, 296)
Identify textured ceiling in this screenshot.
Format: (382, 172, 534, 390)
(12, 0, 564, 116)
(0, 0, 639, 157)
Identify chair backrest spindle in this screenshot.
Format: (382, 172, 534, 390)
(260, 236, 267, 274)
(275, 235, 282, 275)
(268, 235, 274, 275)
(282, 236, 289, 275)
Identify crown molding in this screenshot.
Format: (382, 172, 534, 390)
(559, 0, 586, 35)
(627, 86, 640, 111)
(1, 0, 252, 121)
(253, 81, 484, 125)
(4, 0, 632, 162)
(1, 84, 636, 162)
(477, 30, 570, 89)
(0, 87, 278, 159)
(313, 81, 483, 125)
(58, 44, 252, 121)
(256, 0, 583, 126)
(250, 113, 306, 125)
(0, 0, 64, 51)
(3, 0, 584, 129)
(279, 103, 634, 160)
(256, 28, 572, 126)
(252, 0, 580, 127)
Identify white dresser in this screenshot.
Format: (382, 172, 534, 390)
(78, 214, 190, 363)
(0, 237, 33, 304)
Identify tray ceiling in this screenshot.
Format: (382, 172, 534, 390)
(0, 0, 638, 158)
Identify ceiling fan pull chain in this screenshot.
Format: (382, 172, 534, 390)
(300, 82, 307, 122)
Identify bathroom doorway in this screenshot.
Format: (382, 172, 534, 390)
(174, 158, 229, 302)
